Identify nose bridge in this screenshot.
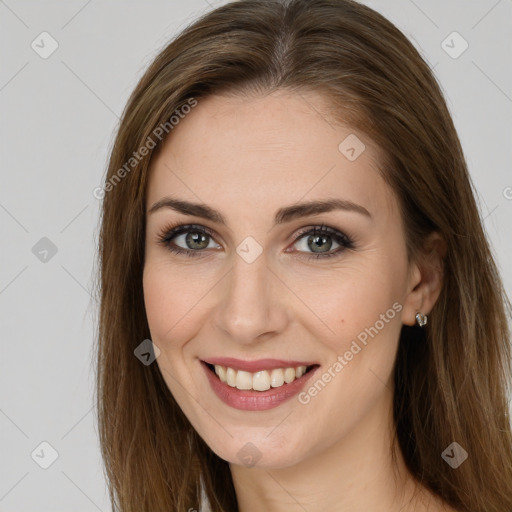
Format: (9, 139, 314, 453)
(214, 248, 287, 344)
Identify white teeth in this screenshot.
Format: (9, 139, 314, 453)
(226, 367, 237, 387)
(284, 368, 296, 383)
(235, 370, 253, 390)
(270, 368, 285, 387)
(212, 365, 308, 391)
(253, 371, 271, 391)
(215, 365, 227, 383)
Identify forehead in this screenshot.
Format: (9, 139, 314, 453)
(146, 90, 397, 224)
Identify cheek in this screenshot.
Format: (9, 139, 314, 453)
(142, 264, 205, 412)
(142, 266, 172, 340)
(296, 277, 403, 447)
(142, 261, 209, 348)
(305, 253, 407, 403)
(314, 259, 406, 346)
(320, 291, 403, 389)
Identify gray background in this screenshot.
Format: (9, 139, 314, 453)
(1, 0, 511, 510)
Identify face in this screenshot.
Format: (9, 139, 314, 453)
(143, 90, 418, 469)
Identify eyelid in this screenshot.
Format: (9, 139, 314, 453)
(290, 224, 354, 247)
(156, 222, 217, 243)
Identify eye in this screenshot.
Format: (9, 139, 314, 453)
(157, 223, 221, 257)
(289, 225, 355, 260)
(156, 223, 355, 260)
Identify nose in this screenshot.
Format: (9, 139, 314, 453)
(212, 249, 289, 345)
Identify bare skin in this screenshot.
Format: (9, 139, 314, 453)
(143, 90, 454, 511)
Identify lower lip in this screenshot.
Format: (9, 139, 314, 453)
(201, 361, 319, 411)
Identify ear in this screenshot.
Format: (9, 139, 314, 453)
(402, 232, 447, 326)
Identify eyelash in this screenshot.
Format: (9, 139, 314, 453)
(156, 223, 355, 261)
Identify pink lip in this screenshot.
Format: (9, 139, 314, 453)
(202, 357, 316, 372)
(201, 361, 319, 411)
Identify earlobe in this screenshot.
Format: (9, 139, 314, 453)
(401, 232, 446, 326)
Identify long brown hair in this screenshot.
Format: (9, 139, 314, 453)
(95, 1, 512, 510)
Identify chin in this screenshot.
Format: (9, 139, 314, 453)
(194, 420, 316, 469)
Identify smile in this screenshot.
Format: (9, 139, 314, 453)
(210, 364, 311, 391)
(201, 358, 319, 411)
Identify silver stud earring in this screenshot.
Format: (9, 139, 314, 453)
(415, 312, 428, 327)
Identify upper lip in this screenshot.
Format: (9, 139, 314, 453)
(202, 357, 317, 372)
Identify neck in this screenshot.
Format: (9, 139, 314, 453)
(229, 386, 433, 512)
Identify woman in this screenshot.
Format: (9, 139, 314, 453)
(95, 1, 512, 511)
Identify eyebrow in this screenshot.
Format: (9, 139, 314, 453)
(147, 197, 371, 225)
